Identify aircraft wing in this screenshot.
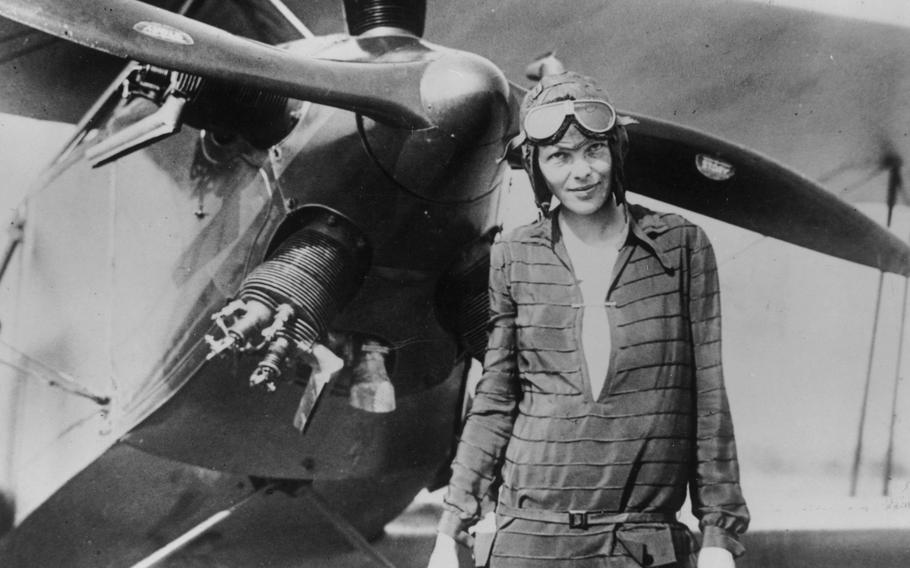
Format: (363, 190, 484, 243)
(0, 0, 308, 123)
(0, 18, 121, 123)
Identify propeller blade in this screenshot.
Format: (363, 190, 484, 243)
(0, 0, 433, 128)
(623, 114, 910, 276)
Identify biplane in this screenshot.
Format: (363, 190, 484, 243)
(0, 1, 909, 566)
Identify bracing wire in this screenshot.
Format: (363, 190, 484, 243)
(0, 339, 110, 406)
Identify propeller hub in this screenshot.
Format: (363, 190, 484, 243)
(343, 0, 426, 37)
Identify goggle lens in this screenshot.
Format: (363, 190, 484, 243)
(523, 99, 617, 143)
(573, 101, 615, 132)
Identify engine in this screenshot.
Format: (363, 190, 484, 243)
(205, 211, 370, 393)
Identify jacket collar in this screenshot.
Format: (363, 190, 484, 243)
(531, 204, 678, 272)
(626, 204, 679, 272)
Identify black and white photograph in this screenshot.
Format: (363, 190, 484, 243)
(0, 1, 908, 566)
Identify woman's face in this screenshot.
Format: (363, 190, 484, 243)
(537, 124, 613, 217)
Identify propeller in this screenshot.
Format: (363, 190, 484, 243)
(0, 0, 435, 129)
(624, 114, 910, 276)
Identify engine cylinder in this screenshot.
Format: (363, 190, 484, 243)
(181, 74, 298, 149)
(343, 0, 426, 37)
(238, 213, 370, 349)
(437, 234, 495, 362)
(456, 289, 489, 362)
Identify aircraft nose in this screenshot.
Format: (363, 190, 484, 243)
(420, 51, 511, 144)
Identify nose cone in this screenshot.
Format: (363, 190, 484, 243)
(420, 50, 511, 144)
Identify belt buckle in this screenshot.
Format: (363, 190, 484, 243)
(568, 510, 589, 529)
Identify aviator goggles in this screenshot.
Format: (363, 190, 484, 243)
(522, 99, 617, 145)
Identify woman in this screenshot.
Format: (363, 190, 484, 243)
(428, 72, 749, 567)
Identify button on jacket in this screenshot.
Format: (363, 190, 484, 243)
(440, 204, 750, 566)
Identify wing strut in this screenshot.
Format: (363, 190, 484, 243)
(129, 482, 277, 568)
(882, 161, 907, 497)
(850, 271, 885, 497)
(883, 276, 908, 496)
(127, 481, 399, 568)
(298, 484, 399, 568)
(849, 156, 907, 496)
(263, 0, 315, 39)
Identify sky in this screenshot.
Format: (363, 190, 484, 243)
(768, 0, 910, 28)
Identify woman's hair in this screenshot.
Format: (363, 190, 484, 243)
(519, 72, 630, 216)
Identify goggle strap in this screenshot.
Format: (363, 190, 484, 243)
(498, 132, 526, 163)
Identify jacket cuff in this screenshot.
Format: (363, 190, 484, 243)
(437, 509, 474, 548)
(701, 525, 745, 557)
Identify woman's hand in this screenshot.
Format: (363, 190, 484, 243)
(427, 533, 462, 568)
(697, 546, 735, 568)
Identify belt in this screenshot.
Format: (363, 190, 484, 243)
(496, 504, 675, 530)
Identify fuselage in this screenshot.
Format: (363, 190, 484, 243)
(4, 30, 512, 523)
